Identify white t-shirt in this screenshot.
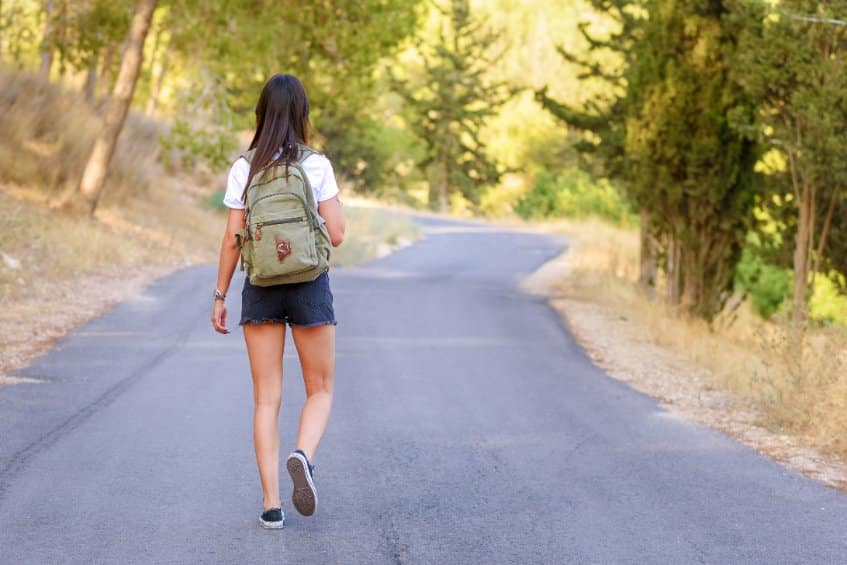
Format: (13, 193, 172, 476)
(222, 152, 340, 210)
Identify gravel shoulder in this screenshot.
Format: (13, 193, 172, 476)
(0, 263, 186, 385)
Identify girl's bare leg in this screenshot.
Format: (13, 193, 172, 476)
(243, 322, 286, 510)
(291, 324, 335, 461)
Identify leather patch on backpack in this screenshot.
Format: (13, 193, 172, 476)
(275, 235, 292, 262)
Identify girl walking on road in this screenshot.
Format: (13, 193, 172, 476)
(210, 74, 346, 529)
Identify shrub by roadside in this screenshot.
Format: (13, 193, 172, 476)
(514, 169, 636, 226)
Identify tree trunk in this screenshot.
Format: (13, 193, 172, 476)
(429, 159, 449, 212)
(99, 43, 116, 96)
(74, 0, 158, 214)
(638, 210, 657, 297)
(791, 179, 814, 330)
(666, 234, 682, 307)
(439, 159, 449, 213)
(39, 0, 55, 78)
(438, 181, 448, 213)
(145, 56, 168, 115)
(83, 57, 98, 103)
(681, 257, 698, 314)
(810, 188, 839, 291)
(429, 178, 448, 212)
(39, 44, 54, 78)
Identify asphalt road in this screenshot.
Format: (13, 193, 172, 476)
(2, 216, 847, 564)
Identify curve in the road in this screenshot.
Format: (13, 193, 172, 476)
(1, 217, 846, 564)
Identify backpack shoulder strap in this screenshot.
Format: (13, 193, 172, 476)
(240, 145, 320, 214)
(297, 144, 320, 163)
(290, 146, 323, 227)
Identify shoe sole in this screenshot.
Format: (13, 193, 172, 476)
(259, 517, 284, 529)
(286, 453, 317, 516)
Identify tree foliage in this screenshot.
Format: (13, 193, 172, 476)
(535, 0, 642, 181)
(732, 0, 847, 326)
(540, 0, 759, 320)
(2, 0, 422, 190)
(165, 0, 422, 191)
(393, 0, 512, 211)
(626, 0, 759, 319)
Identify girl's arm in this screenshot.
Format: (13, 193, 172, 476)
(318, 196, 346, 247)
(211, 208, 246, 334)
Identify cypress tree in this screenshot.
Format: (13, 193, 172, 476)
(540, 0, 759, 321)
(625, 0, 758, 319)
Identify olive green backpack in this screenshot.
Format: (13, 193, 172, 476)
(236, 146, 332, 286)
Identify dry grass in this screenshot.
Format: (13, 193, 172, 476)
(0, 67, 221, 381)
(542, 218, 847, 458)
(0, 162, 222, 292)
(751, 323, 847, 454)
(0, 174, 223, 380)
(0, 68, 160, 204)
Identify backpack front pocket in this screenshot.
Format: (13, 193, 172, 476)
(249, 215, 318, 280)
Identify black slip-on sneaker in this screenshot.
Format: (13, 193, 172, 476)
(259, 507, 285, 529)
(286, 450, 317, 516)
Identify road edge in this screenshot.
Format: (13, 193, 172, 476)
(522, 246, 847, 492)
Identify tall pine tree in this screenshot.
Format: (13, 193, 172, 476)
(394, 0, 511, 211)
(536, 0, 651, 286)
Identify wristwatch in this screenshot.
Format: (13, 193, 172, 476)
(213, 289, 226, 301)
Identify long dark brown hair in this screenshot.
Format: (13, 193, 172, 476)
(242, 74, 311, 201)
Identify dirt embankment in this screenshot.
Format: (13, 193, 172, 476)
(0, 182, 221, 384)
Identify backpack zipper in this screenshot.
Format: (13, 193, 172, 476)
(249, 191, 317, 228)
(253, 216, 305, 241)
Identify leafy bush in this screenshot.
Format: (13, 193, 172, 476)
(734, 248, 792, 319)
(810, 274, 847, 325)
(159, 119, 237, 173)
(515, 168, 634, 225)
(735, 245, 847, 324)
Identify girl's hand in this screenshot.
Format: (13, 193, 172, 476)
(211, 300, 230, 334)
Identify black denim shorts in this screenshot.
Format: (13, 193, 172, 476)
(240, 270, 337, 327)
